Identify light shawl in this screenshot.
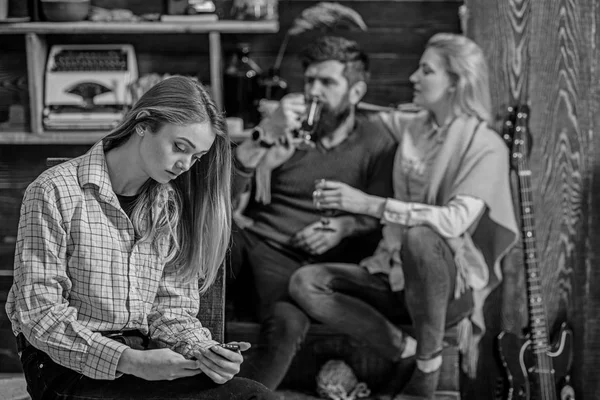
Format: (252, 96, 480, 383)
(380, 110, 519, 376)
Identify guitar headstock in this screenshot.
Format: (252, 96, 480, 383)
(501, 105, 532, 171)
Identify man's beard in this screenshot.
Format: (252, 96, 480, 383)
(312, 95, 352, 140)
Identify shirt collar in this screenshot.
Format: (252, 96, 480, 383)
(77, 140, 116, 203)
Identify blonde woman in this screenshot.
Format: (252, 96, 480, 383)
(291, 34, 519, 399)
(6, 76, 274, 400)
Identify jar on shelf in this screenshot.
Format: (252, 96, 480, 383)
(223, 43, 263, 128)
(231, 0, 277, 21)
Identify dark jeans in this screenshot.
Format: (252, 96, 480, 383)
(290, 226, 474, 362)
(228, 223, 377, 389)
(20, 345, 275, 400)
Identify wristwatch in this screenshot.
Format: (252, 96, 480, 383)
(250, 126, 274, 148)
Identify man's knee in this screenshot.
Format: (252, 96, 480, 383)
(289, 264, 328, 304)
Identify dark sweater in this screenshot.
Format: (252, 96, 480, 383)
(234, 112, 398, 247)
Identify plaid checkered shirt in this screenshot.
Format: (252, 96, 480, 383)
(6, 141, 216, 380)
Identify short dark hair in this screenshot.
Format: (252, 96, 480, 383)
(300, 36, 370, 86)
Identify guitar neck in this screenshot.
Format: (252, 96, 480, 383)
(516, 162, 550, 354)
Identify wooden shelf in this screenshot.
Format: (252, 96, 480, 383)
(0, 131, 106, 144)
(0, 129, 251, 145)
(0, 20, 279, 35)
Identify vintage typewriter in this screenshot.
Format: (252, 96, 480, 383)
(43, 44, 138, 131)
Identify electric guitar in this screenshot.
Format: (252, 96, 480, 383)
(496, 105, 575, 400)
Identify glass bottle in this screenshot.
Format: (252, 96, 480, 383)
(223, 43, 263, 129)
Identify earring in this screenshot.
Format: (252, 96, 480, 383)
(137, 127, 145, 136)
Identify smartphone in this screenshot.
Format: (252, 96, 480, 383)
(217, 343, 240, 352)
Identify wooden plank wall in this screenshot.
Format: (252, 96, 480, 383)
(467, 0, 599, 399)
(0, 0, 463, 373)
(528, 0, 598, 398)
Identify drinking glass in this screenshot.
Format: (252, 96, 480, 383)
(314, 179, 336, 232)
(293, 97, 322, 149)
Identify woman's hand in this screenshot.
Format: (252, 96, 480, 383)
(314, 180, 380, 216)
(191, 341, 251, 384)
(117, 348, 203, 381)
(267, 93, 306, 135)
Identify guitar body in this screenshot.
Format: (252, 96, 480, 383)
(498, 323, 574, 400)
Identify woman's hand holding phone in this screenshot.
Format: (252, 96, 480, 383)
(217, 343, 241, 352)
(191, 341, 251, 384)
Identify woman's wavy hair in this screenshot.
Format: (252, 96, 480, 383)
(103, 76, 231, 293)
(426, 33, 492, 123)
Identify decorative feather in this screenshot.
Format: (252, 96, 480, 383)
(274, 2, 367, 71)
(288, 2, 368, 36)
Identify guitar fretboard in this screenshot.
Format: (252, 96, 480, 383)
(513, 111, 550, 354)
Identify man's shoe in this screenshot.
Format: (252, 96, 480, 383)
(381, 356, 416, 396)
(393, 367, 441, 400)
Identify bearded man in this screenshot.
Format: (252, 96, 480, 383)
(228, 36, 398, 390)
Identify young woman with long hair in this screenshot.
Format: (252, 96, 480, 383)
(6, 76, 274, 400)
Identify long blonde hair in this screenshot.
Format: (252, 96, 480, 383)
(103, 76, 231, 292)
(426, 33, 492, 123)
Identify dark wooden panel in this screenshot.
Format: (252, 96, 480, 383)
(0, 34, 25, 51)
(199, 266, 225, 343)
(0, 276, 22, 373)
(0, 190, 25, 243)
(585, 2, 600, 398)
(528, 0, 588, 374)
(0, 51, 28, 125)
(528, 1, 598, 399)
(137, 52, 419, 78)
(467, 0, 529, 112)
(0, 55, 28, 101)
(224, 27, 458, 54)
(0, 145, 92, 270)
(271, 0, 461, 28)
